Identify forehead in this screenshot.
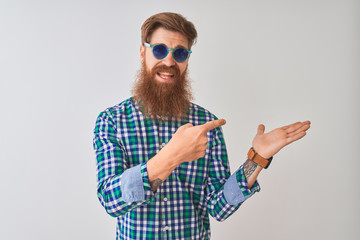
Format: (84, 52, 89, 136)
(149, 27, 189, 48)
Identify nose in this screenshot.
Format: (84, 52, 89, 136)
(161, 51, 176, 67)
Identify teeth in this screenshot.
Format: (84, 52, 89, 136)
(160, 72, 172, 76)
(161, 75, 172, 79)
(158, 72, 174, 79)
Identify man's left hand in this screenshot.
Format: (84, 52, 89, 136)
(252, 121, 311, 159)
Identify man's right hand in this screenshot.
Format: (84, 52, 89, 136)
(162, 119, 226, 164)
(146, 119, 226, 190)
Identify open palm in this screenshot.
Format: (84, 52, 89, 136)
(252, 121, 311, 159)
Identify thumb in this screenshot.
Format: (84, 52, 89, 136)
(257, 124, 265, 135)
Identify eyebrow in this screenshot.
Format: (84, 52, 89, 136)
(152, 42, 189, 50)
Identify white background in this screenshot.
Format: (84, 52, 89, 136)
(0, 0, 359, 239)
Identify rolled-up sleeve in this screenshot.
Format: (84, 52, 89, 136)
(223, 165, 260, 205)
(206, 126, 260, 222)
(93, 110, 154, 217)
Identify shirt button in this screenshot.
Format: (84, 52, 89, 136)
(163, 197, 168, 202)
(163, 226, 170, 231)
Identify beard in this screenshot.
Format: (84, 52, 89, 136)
(132, 61, 193, 120)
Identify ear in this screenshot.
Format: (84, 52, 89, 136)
(140, 45, 145, 61)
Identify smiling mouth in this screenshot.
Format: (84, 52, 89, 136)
(157, 72, 175, 81)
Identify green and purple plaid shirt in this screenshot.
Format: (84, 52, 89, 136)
(93, 97, 260, 239)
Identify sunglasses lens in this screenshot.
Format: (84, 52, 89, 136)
(173, 48, 189, 63)
(152, 44, 168, 59)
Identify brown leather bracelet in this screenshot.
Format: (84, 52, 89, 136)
(247, 147, 273, 169)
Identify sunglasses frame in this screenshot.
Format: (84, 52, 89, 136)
(144, 42, 192, 63)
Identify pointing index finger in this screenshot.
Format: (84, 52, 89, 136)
(201, 119, 226, 132)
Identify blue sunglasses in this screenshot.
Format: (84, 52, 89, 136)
(144, 42, 192, 63)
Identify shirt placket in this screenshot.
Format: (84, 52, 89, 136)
(157, 120, 171, 239)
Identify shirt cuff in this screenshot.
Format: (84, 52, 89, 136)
(236, 165, 261, 196)
(140, 162, 156, 200)
(223, 165, 260, 205)
(120, 162, 154, 202)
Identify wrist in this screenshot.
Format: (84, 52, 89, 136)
(248, 147, 273, 169)
(147, 151, 179, 182)
(158, 147, 182, 168)
(252, 146, 271, 159)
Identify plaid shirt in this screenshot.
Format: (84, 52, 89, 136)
(93, 97, 260, 240)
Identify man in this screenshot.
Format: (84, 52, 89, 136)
(93, 12, 311, 240)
